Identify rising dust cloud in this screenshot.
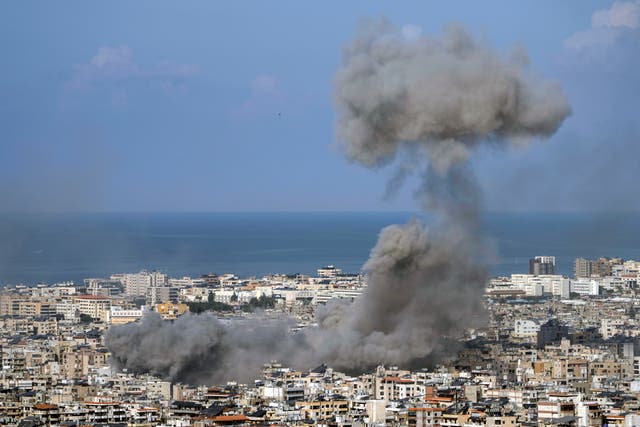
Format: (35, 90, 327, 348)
(105, 19, 571, 384)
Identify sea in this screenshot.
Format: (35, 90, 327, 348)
(0, 212, 639, 285)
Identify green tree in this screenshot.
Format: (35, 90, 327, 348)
(186, 300, 233, 313)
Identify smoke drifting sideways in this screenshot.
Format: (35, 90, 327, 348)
(105, 20, 571, 384)
(107, 220, 488, 384)
(106, 312, 302, 384)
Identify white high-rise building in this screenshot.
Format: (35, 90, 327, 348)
(511, 274, 565, 296)
(570, 279, 599, 296)
(114, 271, 167, 297)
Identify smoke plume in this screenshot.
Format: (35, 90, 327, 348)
(335, 20, 570, 170)
(106, 312, 300, 384)
(300, 219, 487, 370)
(105, 19, 570, 384)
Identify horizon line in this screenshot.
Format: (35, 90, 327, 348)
(0, 210, 639, 215)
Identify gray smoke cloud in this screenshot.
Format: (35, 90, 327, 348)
(105, 19, 570, 384)
(300, 219, 487, 370)
(335, 19, 571, 171)
(106, 219, 486, 383)
(106, 312, 302, 384)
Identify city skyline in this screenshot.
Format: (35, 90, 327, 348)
(1, 3, 640, 426)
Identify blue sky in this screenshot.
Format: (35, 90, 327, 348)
(1, 1, 638, 212)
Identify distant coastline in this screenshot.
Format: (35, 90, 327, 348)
(0, 211, 638, 285)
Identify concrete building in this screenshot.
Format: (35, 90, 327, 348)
(537, 319, 570, 348)
(317, 265, 343, 278)
(116, 271, 167, 297)
(574, 258, 592, 278)
(85, 278, 122, 297)
(109, 306, 145, 325)
(408, 407, 442, 427)
(73, 295, 111, 322)
(530, 256, 556, 275)
(574, 257, 623, 278)
(295, 399, 349, 421)
(155, 302, 189, 320)
(570, 279, 599, 296)
(146, 286, 178, 305)
(514, 319, 540, 338)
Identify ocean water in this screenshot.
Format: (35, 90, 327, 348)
(0, 212, 638, 285)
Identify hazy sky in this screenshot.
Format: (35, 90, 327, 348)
(1, 1, 638, 212)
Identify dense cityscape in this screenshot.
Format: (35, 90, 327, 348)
(3, 1, 638, 427)
(2, 255, 640, 427)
